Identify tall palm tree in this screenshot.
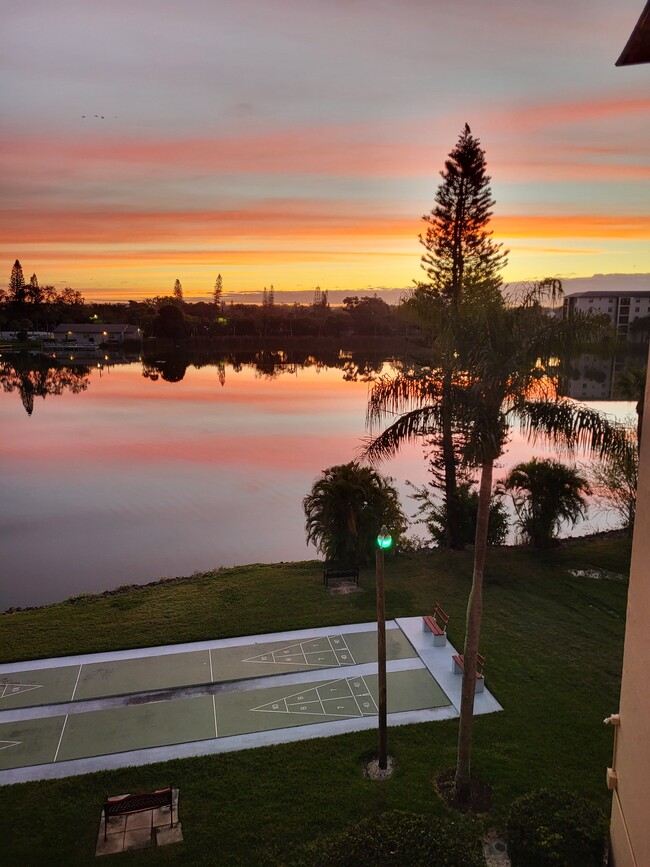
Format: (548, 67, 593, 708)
(501, 458, 590, 548)
(303, 462, 407, 568)
(363, 286, 631, 803)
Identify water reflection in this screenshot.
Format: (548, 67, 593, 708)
(0, 344, 640, 610)
(140, 346, 388, 385)
(0, 348, 422, 609)
(0, 351, 90, 415)
(560, 348, 648, 402)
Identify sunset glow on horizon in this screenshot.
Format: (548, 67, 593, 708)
(3, 0, 649, 301)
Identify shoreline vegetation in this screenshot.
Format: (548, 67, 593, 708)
(1, 527, 629, 620)
(0, 535, 630, 864)
(0, 532, 630, 661)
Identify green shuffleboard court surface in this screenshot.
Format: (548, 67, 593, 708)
(0, 628, 416, 709)
(0, 667, 449, 771)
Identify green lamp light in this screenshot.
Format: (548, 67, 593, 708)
(376, 525, 392, 550)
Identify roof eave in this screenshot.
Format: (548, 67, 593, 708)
(616, 1, 650, 66)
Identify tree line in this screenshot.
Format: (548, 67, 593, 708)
(1, 260, 405, 340)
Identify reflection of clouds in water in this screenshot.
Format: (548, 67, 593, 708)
(0, 356, 637, 608)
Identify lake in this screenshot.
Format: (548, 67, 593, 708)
(0, 347, 635, 609)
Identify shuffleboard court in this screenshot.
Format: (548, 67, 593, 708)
(0, 627, 416, 710)
(0, 667, 449, 771)
(215, 667, 450, 738)
(74, 651, 212, 702)
(0, 666, 80, 709)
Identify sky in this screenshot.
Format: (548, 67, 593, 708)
(2, 0, 649, 302)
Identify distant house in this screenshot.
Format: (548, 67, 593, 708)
(52, 324, 142, 345)
(563, 290, 650, 341)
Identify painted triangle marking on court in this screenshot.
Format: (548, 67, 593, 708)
(251, 677, 372, 718)
(0, 682, 42, 699)
(242, 635, 355, 667)
(251, 697, 289, 713)
(0, 740, 21, 751)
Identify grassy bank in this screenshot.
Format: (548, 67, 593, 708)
(0, 538, 630, 865)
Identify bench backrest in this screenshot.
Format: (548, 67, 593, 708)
(432, 603, 449, 628)
(477, 652, 486, 673)
(104, 787, 172, 817)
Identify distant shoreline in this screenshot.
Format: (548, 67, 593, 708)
(1, 528, 629, 617)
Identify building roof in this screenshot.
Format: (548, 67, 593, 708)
(53, 323, 139, 333)
(565, 290, 650, 300)
(616, 1, 650, 66)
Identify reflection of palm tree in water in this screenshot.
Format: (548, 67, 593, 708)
(0, 354, 90, 415)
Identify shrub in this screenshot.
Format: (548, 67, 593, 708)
(506, 789, 607, 867)
(293, 810, 484, 867)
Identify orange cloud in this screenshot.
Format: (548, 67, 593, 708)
(494, 215, 650, 240)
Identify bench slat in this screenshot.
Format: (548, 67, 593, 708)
(423, 615, 445, 636)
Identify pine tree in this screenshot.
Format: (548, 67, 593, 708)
(9, 259, 26, 303)
(313, 286, 322, 307)
(419, 123, 507, 307)
(268, 284, 275, 307)
(27, 273, 43, 304)
(213, 274, 223, 308)
(411, 125, 508, 547)
(262, 286, 268, 308)
(173, 279, 183, 300)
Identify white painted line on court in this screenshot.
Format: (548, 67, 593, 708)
(212, 694, 218, 739)
(208, 649, 214, 684)
(70, 664, 83, 702)
(53, 715, 69, 763)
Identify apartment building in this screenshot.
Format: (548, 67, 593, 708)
(563, 290, 650, 341)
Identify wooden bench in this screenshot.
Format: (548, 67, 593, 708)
(103, 786, 174, 840)
(324, 567, 359, 588)
(422, 603, 450, 646)
(452, 652, 486, 693)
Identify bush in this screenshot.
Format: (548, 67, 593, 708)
(506, 789, 607, 867)
(293, 810, 484, 867)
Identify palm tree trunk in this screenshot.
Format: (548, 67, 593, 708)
(442, 371, 461, 548)
(454, 456, 493, 803)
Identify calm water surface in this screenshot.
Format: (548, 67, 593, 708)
(2, 356, 428, 608)
(1, 354, 634, 609)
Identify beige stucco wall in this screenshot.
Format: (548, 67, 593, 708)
(609, 347, 650, 867)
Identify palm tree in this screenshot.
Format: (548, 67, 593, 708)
(501, 458, 590, 548)
(303, 462, 407, 568)
(363, 285, 631, 803)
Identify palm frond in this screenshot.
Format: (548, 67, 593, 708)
(366, 373, 444, 428)
(519, 399, 632, 460)
(360, 405, 444, 464)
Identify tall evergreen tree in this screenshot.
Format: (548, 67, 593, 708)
(27, 273, 43, 305)
(418, 123, 507, 306)
(407, 124, 508, 547)
(173, 279, 183, 300)
(9, 259, 26, 303)
(213, 274, 223, 308)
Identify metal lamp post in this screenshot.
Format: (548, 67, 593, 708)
(376, 524, 392, 770)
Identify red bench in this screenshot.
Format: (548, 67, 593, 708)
(103, 786, 175, 840)
(422, 603, 450, 646)
(452, 652, 486, 693)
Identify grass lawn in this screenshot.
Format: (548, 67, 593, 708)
(0, 537, 630, 865)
